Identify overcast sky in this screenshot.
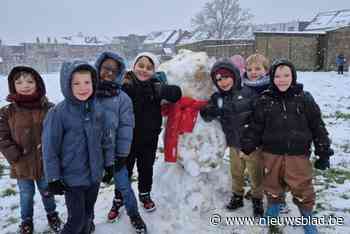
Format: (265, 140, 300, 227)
(1, 0, 349, 42)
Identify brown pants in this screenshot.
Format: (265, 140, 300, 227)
(230, 147, 263, 199)
(262, 152, 315, 212)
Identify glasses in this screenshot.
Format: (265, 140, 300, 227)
(215, 74, 231, 82)
(101, 65, 119, 74)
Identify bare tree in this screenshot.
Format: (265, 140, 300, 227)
(191, 0, 253, 39)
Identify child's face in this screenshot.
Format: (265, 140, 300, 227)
(246, 63, 266, 81)
(215, 75, 234, 91)
(71, 72, 93, 101)
(134, 57, 154, 81)
(273, 66, 293, 92)
(100, 58, 119, 81)
(14, 73, 37, 95)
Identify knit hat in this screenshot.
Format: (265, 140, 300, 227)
(214, 68, 235, 80)
(133, 52, 160, 71)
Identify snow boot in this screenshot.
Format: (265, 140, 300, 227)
(139, 192, 156, 212)
(299, 209, 318, 234)
(20, 220, 33, 234)
(107, 195, 123, 222)
(47, 211, 62, 233)
(265, 203, 281, 234)
(252, 197, 264, 217)
(226, 193, 244, 210)
(130, 214, 147, 234)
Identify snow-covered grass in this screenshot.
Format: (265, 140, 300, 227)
(0, 71, 350, 233)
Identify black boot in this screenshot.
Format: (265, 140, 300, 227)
(47, 212, 62, 233)
(20, 220, 33, 234)
(130, 214, 147, 234)
(252, 198, 264, 217)
(226, 193, 244, 210)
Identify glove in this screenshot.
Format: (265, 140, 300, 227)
(48, 180, 66, 195)
(114, 157, 128, 173)
(314, 156, 330, 170)
(155, 84, 182, 102)
(102, 165, 114, 184)
(241, 145, 257, 156)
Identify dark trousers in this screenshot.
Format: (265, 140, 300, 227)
(338, 65, 344, 74)
(126, 135, 158, 194)
(61, 183, 100, 234)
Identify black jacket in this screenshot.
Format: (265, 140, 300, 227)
(122, 71, 181, 145)
(241, 84, 333, 157)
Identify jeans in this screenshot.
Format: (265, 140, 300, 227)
(114, 166, 139, 217)
(17, 178, 56, 221)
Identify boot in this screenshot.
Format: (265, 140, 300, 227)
(299, 208, 319, 234)
(130, 214, 147, 234)
(226, 193, 244, 210)
(139, 192, 156, 212)
(265, 203, 281, 234)
(252, 198, 264, 217)
(107, 193, 124, 222)
(19, 220, 33, 234)
(47, 211, 62, 233)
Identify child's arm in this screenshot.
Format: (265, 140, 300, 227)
(200, 94, 222, 122)
(304, 92, 334, 158)
(115, 93, 134, 159)
(0, 106, 22, 164)
(241, 98, 265, 155)
(154, 84, 182, 103)
(42, 107, 64, 182)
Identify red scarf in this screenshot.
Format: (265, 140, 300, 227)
(6, 92, 43, 108)
(161, 97, 208, 162)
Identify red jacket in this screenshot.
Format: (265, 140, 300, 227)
(161, 97, 208, 162)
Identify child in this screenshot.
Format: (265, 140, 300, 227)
(200, 59, 262, 217)
(94, 51, 147, 233)
(336, 54, 347, 75)
(241, 59, 334, 233)
(42, 61, 114, 234)
(121, 52, 181, 212)
(0, 66, 61, 234)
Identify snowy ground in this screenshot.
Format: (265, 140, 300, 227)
(0, 71, 350, 234)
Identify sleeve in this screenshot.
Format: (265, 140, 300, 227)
(42, 107, 64, 182)
(199, 94, 220, 122)
(115, 93, 135, 157)
(241, 98, 266, 150)
(304, 92, 333, 157)
(160, 85, 182, 103)
(0, 106, 22, 164)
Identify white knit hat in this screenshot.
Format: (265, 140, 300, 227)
(132, 52, 160, 71)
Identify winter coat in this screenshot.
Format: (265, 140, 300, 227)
(336, 55, 347, 66)
(42, 61, 114, 187)
(122, 71, 181, 146)
(200, 59, 254, 148)
(95, 52, 134, 157)
(0, 66, 53, 180)
(242, 83, 332, 157)
(161, 97, 208, 162)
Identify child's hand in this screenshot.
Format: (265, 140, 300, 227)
(48, 180, 66, 195)
(314, 156, 330, 170)
(102, 165, 114, 184)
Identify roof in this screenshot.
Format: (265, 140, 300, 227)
(143, 30, 176, 44)
(305, 9, 350, 31)
(254, 30, 326, 35)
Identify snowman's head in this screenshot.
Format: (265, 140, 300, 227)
(159, 50, 216, 100)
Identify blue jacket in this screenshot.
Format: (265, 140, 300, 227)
(42, 61, 114, 187)
(95, 52, 134, 158)
(336, 55, 346, 66)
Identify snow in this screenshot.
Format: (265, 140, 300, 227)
(254, 31, 326, 35)
(1, 55, 350, 233)
(305, 9, 350, 31)
(143, 30, 175, 44)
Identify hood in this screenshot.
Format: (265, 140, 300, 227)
(269, 59, 297, 86)
(8, 66, 46, 97)
(210, 58, 242, 92)
(95, 51, 126, 85)
(132, 52, 160, 71)
(60, 60, 97, 104)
